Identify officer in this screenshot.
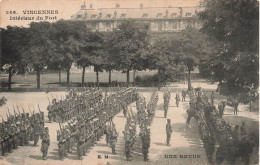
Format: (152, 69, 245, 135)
(175, 92, 180, 107)
(166, 119, 173, 146)
(41, 127, 50, 160)
(77, 126, 85, 160)
(182, 90, 186, 102)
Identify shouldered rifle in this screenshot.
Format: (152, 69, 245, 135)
(28, 106, 33, 115)
(22, 107, 26, 115)
(7, 107, 11, 117)
(33, 107, 36, 114)
(47, 95, 51, 104)
(37, 104, 41, 113)
(17, 105, 21, 115)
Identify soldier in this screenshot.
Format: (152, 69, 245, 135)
(166, 119, 173, 146)
(240, 121, 246, 139)
(217, 101, 226, 118)
(175, 92, 180, 107)
(33, 121, 40, 147)
(77, 126, 85, 160)
(140, 128, 150, 162)
(58, 130, 66, 160)
(109, 124, 118, 155)
(123, 129, 132, 161)
(41, 127, 50, 160)
(182, 90, 186, 102)
(211, 92, 214, 106)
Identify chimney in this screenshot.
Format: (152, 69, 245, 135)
(140, 3, 143, 9)
(81, 2, 86, 9)
(116, 3, 120, 8)
(90, 4, 93, 9)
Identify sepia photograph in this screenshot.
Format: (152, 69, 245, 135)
(0, 0, 259, 164)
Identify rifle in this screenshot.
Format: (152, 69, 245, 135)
(28, 106, 33, 115)
(50, 93, 54, 100)
(47, 95, 51, 104)
(33, 107, 36, 114)
(7, 107, 11, 117)
(13, 107, 17, 117)
(58, 121, 62, 132)
(22, 107, 26, 114)
(37, 104, 41, 113)
(17, 105, 21, 115)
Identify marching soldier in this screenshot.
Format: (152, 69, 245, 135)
(166, 119, 173, 146)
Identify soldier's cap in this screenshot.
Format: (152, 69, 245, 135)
(16, 121, 21, 125)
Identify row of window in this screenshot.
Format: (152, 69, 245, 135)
(77, 12, 193, 19)
(86, 20, 195, 31)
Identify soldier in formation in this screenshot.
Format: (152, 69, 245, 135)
(0, 107, 45, 156)
(186, 89, 255, 164)
(140, 127, 150, 162)
(54, 87, 138, 160)
(163, 90, 171, 118)
(123, 114, 136, 161)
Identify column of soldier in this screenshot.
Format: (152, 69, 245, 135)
(0, 106, 45, 156)
(186, 89, 254, 164)
(123, 91, 158, 162)
(54, 87, 138, 160)
(47, 88, 103, 123)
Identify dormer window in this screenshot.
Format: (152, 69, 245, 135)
(142, 13, 148, 17)
(157, 13, 162, 17)
(171, 13, 177, 17)
(186, 13, 192, 17)
(106, 14, 111, 18)
(91, 15, 97, 18)
(121, 14, 126, 18)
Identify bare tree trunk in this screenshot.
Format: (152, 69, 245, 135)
(188, 69, 192, 91)
(126, 69, 130, 87)
(133, 69, 136, 86)
(36, 70, 41, 89)
(58, 69, 61, 84)
(250, 100, 252, 112)
(82, 67, 86, 87)
(108, 69, 111, 86)
(96, 70, 99, 89)
(8, 69, 12, 90)
(158, 67, 161, 90)
(66, 65, 70, 87)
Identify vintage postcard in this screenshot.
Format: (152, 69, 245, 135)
(0, 0, 259, 165)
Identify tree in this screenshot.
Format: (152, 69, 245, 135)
(22, 22, 52, 89)
(1, 26, 28, 90)
(50, 20, 85, 87)
(83, 31, 106, 87)
(199, 0, 259, 102)
(108, 20, 151, 86)
(177, 27, 219, 90)
(149, 33, 183, 89)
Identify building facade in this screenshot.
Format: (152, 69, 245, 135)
(71, 2, 204, 32)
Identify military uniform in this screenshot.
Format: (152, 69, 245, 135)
(166, 120, 173, 146)
(41, 128, 50, 160)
